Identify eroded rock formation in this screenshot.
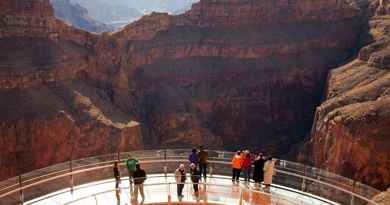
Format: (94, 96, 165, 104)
(0, 0, 142, 179)
(300, 0, 390, 190)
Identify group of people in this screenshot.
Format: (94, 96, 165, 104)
(112, 147, 275, 204)
(231, 150, 275, 188)
(113, 156, 146, 204)
(175, 146, 209, 200)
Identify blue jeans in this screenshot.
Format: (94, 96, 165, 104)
(243, 167, 251, 182)
(199, 163, 207, 179)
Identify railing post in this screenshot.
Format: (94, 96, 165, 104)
(163, 166, 168, 178)
(94, 195, 98, 205)
(70, 160, 74, 194)
(18, 175, 24, 205)
(203, 183, 208, 205)
(167, 183, 171, 205)
(238, 190, 243, 205)
(350, 181, 356, 205)
(302, 165, 306, 192)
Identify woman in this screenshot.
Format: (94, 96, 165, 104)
(253, 153, 265, 186)
(175, 164, 187, 200)
(263, 157, 275, 189)
(242, 153, 252, 183)
(190, 163, 201, 196)
(231, 151, 243, 182)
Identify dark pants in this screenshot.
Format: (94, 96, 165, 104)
(199, 163, 207, 179)
(232, 168, 241, 181)
(193, 183, 199, 193)
(177, 184, 184, 197)
(115, 177, 120, 188)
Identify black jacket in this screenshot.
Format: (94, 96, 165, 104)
(190, 168, 201, 183)
(133, 169, 146, 185)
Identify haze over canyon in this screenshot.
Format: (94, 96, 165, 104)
(0, 0, 389, 191)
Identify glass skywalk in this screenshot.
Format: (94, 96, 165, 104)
(0, 149, 381, 205)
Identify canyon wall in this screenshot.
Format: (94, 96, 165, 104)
(0, 0, 143, 179)
(300, 0, 390, 190)
(96, 0, 364, 153)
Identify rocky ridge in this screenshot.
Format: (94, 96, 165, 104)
(300, 0, 390, 190)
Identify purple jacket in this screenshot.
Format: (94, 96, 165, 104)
(189, 153, 198, 164)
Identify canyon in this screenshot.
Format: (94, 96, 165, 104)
(0, 0, 388, 191)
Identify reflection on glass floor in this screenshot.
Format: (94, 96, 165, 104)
(26, 175, 336, 205)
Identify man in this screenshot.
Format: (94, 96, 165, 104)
(175, 164, 186, 200)
(126, 155, 139, 184)
(133, 164, 146, 203)
(197, 146, 208, 180)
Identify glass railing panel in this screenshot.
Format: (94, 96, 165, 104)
(21, 161, 70, 186)
(304, 176, 352, 205)
(0, 190, 20, 205)
(22, 174, 72, 204)
(0, 149, 382, 205)
(0, 177, 18, 197)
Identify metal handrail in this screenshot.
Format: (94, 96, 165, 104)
(0, 149, 381, 205)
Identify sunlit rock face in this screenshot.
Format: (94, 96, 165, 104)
(0, 0, 143, 179)
(51, 0, 114, 33)
(96, 0, 364, 152)
(299, 0, 390, 190)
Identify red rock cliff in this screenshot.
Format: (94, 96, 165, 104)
(0, 0, 143, 179)
(93, 0, 364, 152)
(299, 0, 390, 190)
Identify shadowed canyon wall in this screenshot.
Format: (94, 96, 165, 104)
(96, 0, 364, 153)
(299, 0, 390, 190)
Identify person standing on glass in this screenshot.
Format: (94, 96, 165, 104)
(188, 148, 198, 166)
(175, 164, 187, 200)
(113, 161, 121, 188)
(197, 146, 208, 180)
(126, 155, 139, 184)
(263, 157, 275, 189)
(190, 163, 201, 197)
(232, 151, 243, 183)
(253, 153, 265, 187)
(133, 164, 146, 203)
(113, 162, 121, 205)
(242, 152, 252, 183)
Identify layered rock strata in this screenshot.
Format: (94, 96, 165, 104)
(0, 0, 142, 179)
(300, 0, 390, 190)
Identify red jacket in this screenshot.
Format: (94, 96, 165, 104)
(242, 157, 252, 169)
